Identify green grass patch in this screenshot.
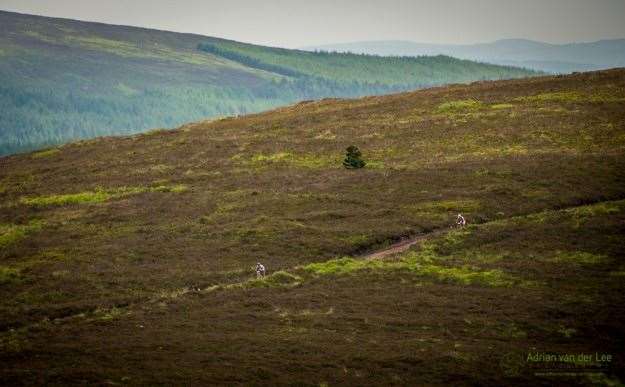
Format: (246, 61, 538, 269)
(20, 190, 112, 207)
(610, 266, 625, 277)
(339, 234, 370, 246)
(515, 91, 584, 103)
(417, 264, 514, 287)
(247, 271, 303, 288)
(0, 220, 45, 248)
(415, 229, 473, 257)
(0, 266, 21, 285)
(303, 257, 380, 275)
(402, 249, 526, 287)
(303, 253, 518, 287)
(19, 184, 188, 207)
(452, 249, 508, 264)
(31, 148, 60, 159)
(515, 91, 625, 104)
(93, 306, 129, 322)
(566, 201, 623, 228)
(566, 201, 622, 217)
(551, 251, 607, 265)
(364, 159, 385, 169)
(490, 103, 515, 109)
(521, 188, 551, 199)
(436, 99, 483, 113)
(586, 92, 625, 103)
(251, 152, 291, 163)
(151, 184, 188, 193)
(11, 250, 69, 271)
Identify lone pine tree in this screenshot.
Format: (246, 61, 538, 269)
(343, 145, 366, 169)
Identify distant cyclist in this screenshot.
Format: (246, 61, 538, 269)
(456, 213, 467, 227)
(256, 262, 266, 278)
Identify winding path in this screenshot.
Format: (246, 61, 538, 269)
(361, 229, 448, 260)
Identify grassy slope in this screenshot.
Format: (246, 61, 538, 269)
(1, 69, 625, 385)
(0, 10, 536, 155)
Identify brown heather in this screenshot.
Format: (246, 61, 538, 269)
(1, 69, 625, 385)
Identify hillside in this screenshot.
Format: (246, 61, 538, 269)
(303, 38, 625, 74)
(1, 69, 625, 385)
(0, 11, 537, 156)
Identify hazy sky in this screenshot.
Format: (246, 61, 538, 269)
(1, 0, 624, 48)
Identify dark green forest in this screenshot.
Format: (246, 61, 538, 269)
(0, 10, 538, 155)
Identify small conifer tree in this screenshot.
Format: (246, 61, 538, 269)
(343, 145, 366, 169)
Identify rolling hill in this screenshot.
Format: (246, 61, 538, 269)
(303, 38, 625, 74)
(0, 10, 538, 156)
(1, 69, 624, 385)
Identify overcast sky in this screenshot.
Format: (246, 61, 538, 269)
(1, 0, 624, 48)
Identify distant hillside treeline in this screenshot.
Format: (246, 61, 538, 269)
(198, 43, 306, 78)
(303, 39, 625, 74)
(197, 40, 535, 85)
(0, 10, 538, 156)
(0, 74, 408, 155)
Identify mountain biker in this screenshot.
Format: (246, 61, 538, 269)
(256, 262, 266, 278)
(456, 213, 466, 227)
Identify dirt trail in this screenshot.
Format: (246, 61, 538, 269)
(4, 199, 623, 336)
(0, 228, 451, 336)
(361, 229, 448, 260)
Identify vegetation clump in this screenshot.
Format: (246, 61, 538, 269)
(0, 266, 21, 285)
(246, 152, 336, 169)
(31, 148, 60, 159)
(246, 270, 302, 288)
(342, 145, 366, 169)
(551, 251, 606, 265)
(19, 185, 188, 207)
(302, 254, 518, 287)
(0, 220, 45, 248)
(416, 264, 514, 287)
(490, 103, 515, 109)
(151, 184, 188, 193)
(514, 91, 625, 105)
(436, 99, 483, 113)
(515, 91, 584, 103)
(20, 190, 112, 207)
(304, 257, 375, 275)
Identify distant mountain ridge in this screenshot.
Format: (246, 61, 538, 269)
(302, 38, 625, 73)
(0, 10, 537, 156)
